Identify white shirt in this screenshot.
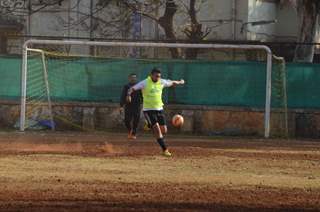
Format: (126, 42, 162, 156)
(131, 79, 173, 111)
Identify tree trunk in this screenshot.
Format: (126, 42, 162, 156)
(185, 0, 207, 59)
(158, 0, 181, 58)
(185, 0, 199, 59)
(294, 0, 319, 62)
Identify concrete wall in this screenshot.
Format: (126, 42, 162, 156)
(1, 1, 257, 47)
(4, 0, 320, 57)
(174, 0, 246, 41)
(247, 0, 277, 41)
(275, 5, 298, 42)
(2, 101, 319, 138)
(3, 0, 314, 43)
(4, 0, 316, 55)
(0, 102, 266, 136)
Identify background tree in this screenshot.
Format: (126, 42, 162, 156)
(1, 0, 211, 58)
(279, 0, 320, 62)
(118, 0, 211, 58)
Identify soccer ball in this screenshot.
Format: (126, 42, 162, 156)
(172, 114, 184, 128)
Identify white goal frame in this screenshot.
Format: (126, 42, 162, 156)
(21, 47, 55, 131)
(20, 39, 273, 138)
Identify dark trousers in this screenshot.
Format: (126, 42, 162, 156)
(124, 107, 141, 135)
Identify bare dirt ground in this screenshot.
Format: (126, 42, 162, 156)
(0, 132, 319, 211)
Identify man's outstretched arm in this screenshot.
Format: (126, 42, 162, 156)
(171, 79, 185, 86)
(162, 79, 185, 88)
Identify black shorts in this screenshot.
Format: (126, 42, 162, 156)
(144, 110, 166, 127)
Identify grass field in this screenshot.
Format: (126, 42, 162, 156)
(0, 132, 319, 211)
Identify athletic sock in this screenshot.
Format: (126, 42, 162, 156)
(157, 138, 167, 151)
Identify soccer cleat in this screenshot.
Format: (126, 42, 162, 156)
(163, 149, 172, 157)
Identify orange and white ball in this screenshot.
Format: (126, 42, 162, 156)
(172, 114, 184, 128)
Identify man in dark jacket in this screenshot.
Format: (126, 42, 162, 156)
(120, 73, 142, 139)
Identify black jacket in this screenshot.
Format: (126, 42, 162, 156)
(120, 83, 142, 110)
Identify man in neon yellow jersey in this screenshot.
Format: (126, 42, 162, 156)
(127, 68, 185, 157)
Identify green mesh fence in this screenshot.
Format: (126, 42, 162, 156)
(45, 58, 267, 108)
(0, 57, 21, 100)
(0, 56, 319, 109)
(286, 63, 320, 109)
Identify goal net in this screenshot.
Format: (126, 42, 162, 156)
(20, 40, 287, 138)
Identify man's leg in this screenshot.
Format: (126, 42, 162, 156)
(124, 108, 133, 137)
(132, 110, 141, 136)
(144, 111, 169, 153)
(158, 125, 168, 149)
(158, 110, 168, 135)
(157, 111, 171, 156)
(160, 125, 167, 135)
(153, 123, 167, 151)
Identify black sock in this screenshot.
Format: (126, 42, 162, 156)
(157, 138, 167, 151)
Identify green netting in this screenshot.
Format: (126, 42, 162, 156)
(286, 63, 320, 108)
(0, 57, 21, 100)
(0, 56, 320, 109)
(45, 58, 267, 108)
(27, 56, 47, 99)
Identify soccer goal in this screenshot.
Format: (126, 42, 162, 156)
(20, 39, 279, 138)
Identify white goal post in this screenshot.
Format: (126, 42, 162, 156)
(20, 39, 273, 138)
(21, 47, 55, 131)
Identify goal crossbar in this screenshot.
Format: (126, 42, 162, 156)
(20, 39, 273, 138)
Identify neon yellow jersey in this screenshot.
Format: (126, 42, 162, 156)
(142, 76, 164, 109)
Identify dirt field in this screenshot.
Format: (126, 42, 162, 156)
(0, 132, 319, 211)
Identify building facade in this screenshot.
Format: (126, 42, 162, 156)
(0, 0, 317, 56)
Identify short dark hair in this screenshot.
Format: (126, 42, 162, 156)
(129, 73, 137, 77)
(151, 68, 161, 75)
